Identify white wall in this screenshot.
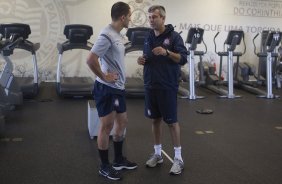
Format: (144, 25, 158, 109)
(0, 0, 281, 81)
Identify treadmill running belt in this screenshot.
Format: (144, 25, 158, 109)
(14, 77, 38, 98)
(59, 77, 94, 97)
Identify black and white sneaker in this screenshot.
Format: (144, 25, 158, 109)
(113, 157, 138, 171)
(99, 164, 122, 181)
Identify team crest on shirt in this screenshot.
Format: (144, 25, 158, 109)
(163, 38, 170, 46)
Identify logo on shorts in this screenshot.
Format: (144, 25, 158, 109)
(147, 109, 151, 116)
(114, 99, 120, 107)
(166, 118, 172, 122)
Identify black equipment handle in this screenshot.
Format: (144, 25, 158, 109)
(214, 31, 220, 54)
(253, 33, 259, 55)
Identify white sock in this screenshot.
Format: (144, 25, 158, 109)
(174, 146, 183, 162)
(154, 144, 162, 156)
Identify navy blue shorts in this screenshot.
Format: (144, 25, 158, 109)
(144, 89, 178, 124)
(93, 81, 126, 117)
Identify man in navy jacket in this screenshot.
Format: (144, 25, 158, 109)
(137, 5, 188, 175)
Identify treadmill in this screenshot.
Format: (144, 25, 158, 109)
(0, 23, 40, 98)
(0, 29, 24, 107)
(125, 27, 151, 98)
(56, 24, 94, 98)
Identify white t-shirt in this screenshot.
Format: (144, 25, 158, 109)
(91, 24, 126, 90)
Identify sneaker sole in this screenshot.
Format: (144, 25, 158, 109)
(169, 168, 184, 175)
(146, 159, 164, 168)
(99, 170, 121, 180)
(170, 171, 182, 175)
(112, 165, 138, 171)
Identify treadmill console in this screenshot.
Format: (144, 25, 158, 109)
(64, 24, 93, 44)
(126, 27, 151, 47)
(0, 23, 31, 40)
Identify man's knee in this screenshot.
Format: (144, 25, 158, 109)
(167, 122, 179, 127)
(112, 134, 124, 142)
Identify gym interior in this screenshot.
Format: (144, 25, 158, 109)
(1, 0, 282, 183)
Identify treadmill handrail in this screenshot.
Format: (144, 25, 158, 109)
(125, 43, 144, 54)
(57, 41, 93, 54)
(0, 37, 23, 56)
(14, 40, 40, 54)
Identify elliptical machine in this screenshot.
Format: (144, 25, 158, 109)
(253, 31, 282, 98)
(234, 31, 281, 97)
(276, 46, 282, 88)
(181, 27, 206, 100)
(202, 30, 244, 99)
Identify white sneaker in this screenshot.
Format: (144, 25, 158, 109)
(146, 154, 163, 167)
(169, 158, 184, 175)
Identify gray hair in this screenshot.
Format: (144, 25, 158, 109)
(148, 5, 166, 17)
